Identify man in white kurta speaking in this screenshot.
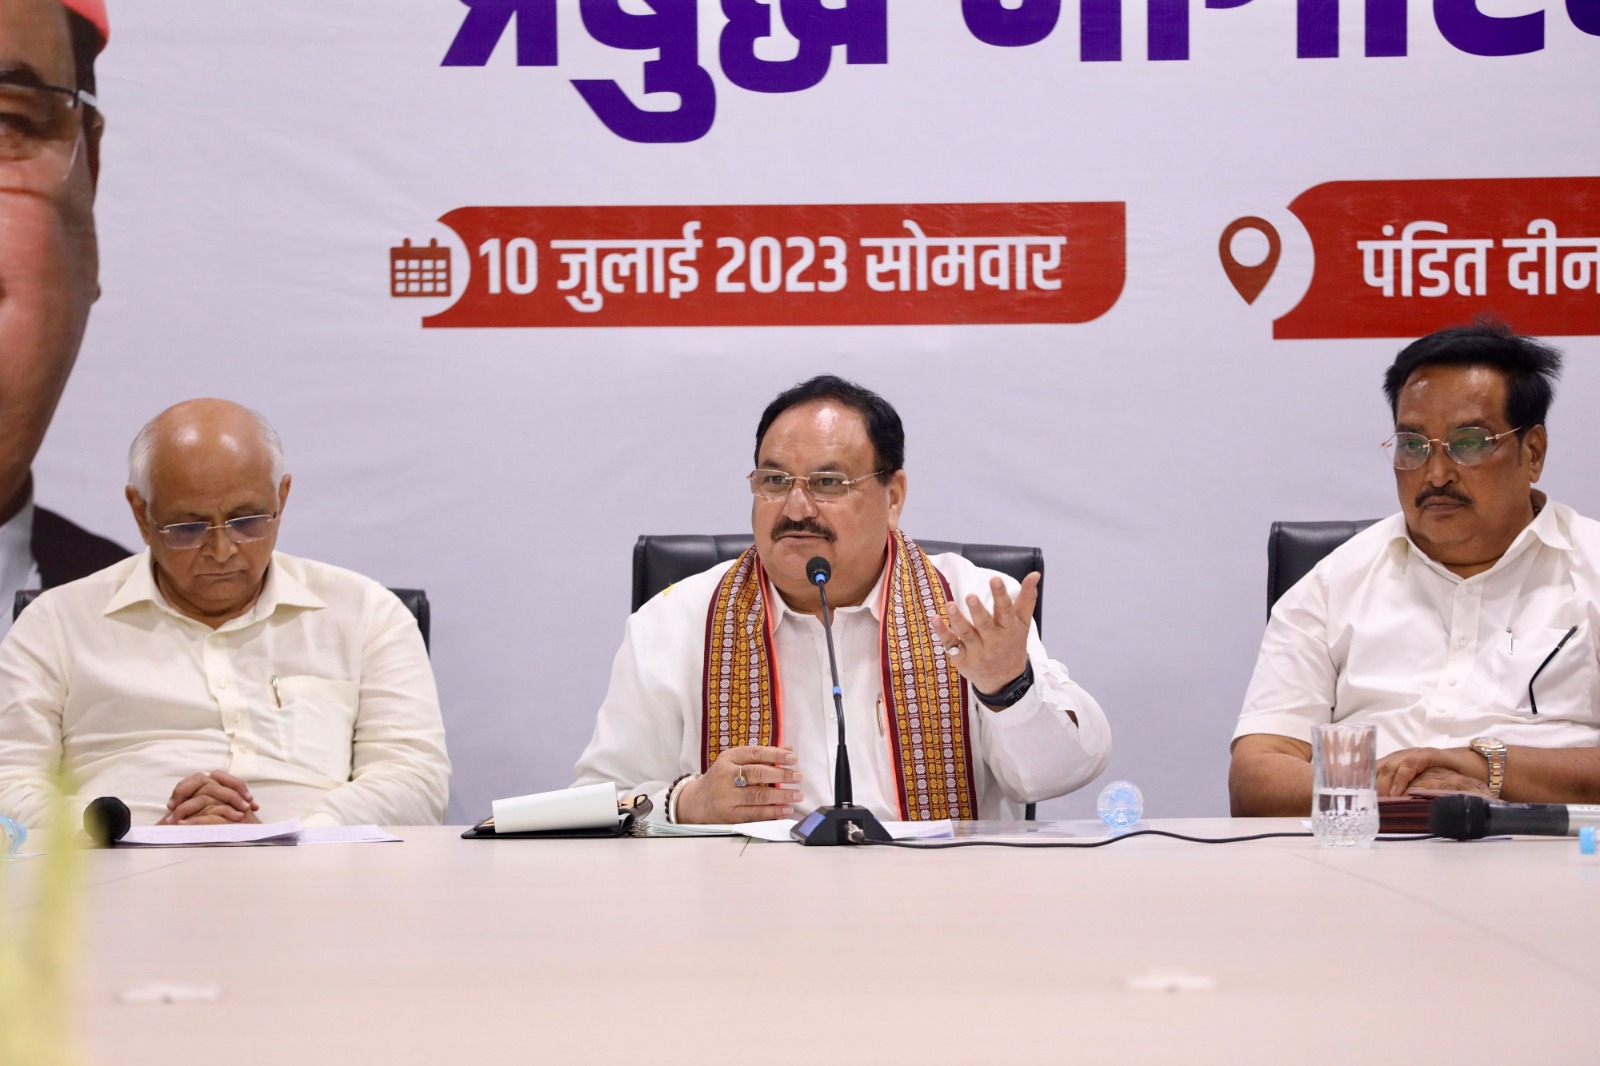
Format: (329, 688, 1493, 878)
(1230, 322, 1600, 815)
(575, 375, 1111, 823)
(0, 399, 450, 827)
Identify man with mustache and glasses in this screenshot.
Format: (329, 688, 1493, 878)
(1230, 321, 1600, 815)
(0, 399, 450, 827)
(0, 1, 131, 646)
(575, 375, 1110, 824)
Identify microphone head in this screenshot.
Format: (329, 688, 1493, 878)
(806, 557, 831, 586)
(83, 796, 131, 847)
(1428, 793, 1490, 840)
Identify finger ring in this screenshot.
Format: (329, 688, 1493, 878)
(733, 766, 748, 788)
(947, 643, 963, 656)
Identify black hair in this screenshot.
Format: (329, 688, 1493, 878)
(1383, 318, 1563, 436)
(754, 374, 905, 477)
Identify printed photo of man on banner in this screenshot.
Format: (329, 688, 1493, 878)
(0, 0, 125, 641)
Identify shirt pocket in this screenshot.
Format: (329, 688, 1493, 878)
(275, 676, 359, 777)
(1505, 624, 1597, 721)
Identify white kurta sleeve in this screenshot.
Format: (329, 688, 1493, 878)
(1232, 566, 1338, 747)
(938, 559, 1111, 804)
(0, 595, 68, 829)
(301, 597, 451, 826)
(572, 584, 707, 817)
(972, 633, 1112, 803)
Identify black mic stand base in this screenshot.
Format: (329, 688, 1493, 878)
(790, 803, 892, 846)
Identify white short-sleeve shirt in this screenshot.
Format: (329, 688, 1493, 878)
(1234, 499, 1600, 757)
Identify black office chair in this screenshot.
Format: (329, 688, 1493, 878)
(1266, 520, 1379, 617)
(633, 534, 1045, 632)
(633, 534, 1046, 820)
(13, 586, 433, 654)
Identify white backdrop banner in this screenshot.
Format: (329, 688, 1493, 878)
(33, 0, 1600, 821)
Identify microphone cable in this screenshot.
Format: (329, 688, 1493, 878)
(855, 828, 1437, 849)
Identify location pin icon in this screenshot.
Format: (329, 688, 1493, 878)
(1219, 217, 1282, 304)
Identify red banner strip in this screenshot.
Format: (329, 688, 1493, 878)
(422, 202, 1125, 328)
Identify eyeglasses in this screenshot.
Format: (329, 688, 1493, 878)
(1381, 427, 1522, 471)
(747, 469, 886, 501)
(154, 513, 279, 550)
(1528, 624, 1580, 716)
(0, 77, 99, 193)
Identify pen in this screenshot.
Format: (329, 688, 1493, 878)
(270, 675, 282, 708)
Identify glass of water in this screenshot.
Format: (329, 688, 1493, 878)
(1311, 723, 1378, 847)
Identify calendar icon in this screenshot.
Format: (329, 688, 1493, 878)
(390, 238, 451, 297)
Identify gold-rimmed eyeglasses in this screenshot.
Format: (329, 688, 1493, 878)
(747, 469, 886, 502)
(1381, 427, 1522, 471)
(154, 513, 279, 550)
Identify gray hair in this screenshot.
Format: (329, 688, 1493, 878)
(127, 405, 286, 503)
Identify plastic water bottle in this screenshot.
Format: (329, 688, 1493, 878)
(1097, 780, 1143, 831)
(0, 814, 25, 859)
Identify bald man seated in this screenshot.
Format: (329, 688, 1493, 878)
(0, 400, 450, 828)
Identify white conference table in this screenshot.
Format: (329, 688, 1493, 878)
(9, 819, 1599, 1064)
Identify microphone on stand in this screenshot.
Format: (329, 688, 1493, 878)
(790, 557, 891, 846)
(1429, 794, 1600, 840)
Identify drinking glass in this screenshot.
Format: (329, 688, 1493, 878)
(1312, 723, 1378, 847)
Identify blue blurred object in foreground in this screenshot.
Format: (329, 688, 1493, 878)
(0, 814, 25, 858)
(1097, 780, 1143, 830)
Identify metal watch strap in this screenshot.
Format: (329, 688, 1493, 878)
(1472, 737, 1507, 798)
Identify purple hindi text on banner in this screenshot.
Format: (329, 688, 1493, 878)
(961, 0, 1061, 48)
(963, 0, 1598, 59)
(1433, 0, 1545, 56)
(720, 0, 887, 94)
(1573, 0, 1600, 34)
(572, 0, 715, 144)
(441, 0, 1600, 143)
(441, 0, 558, 66)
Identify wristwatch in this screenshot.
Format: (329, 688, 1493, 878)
(974, 661, 1035, 709)
(1470, 736, 1508, 798)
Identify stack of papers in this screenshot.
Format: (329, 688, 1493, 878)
(117, 820, 400, 847)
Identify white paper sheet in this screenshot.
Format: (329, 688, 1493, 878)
(119, 818, 302, 847)
(491, 782, 618, 833)
(299, 825, 402, 844)
(638, 821, 748, 837)
(735, 818, 954, 843)
(707, 819, 797, 841)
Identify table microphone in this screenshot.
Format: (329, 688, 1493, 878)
(790, 557, 891, 846)
(84, 796, 132, 847)
(1429, 794, 1600, 840)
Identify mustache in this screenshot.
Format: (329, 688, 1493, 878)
(771, 517, 834, 541)
(1416, 486, 1473, 508)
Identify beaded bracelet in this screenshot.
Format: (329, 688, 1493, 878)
(663, 772, 696, 824)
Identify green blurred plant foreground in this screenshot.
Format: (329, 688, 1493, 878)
(0, 787, 83, 1066)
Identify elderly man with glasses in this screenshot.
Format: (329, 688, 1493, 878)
(1230, 321, 1600, 815)
(0, 399, 450, 828)
(0, 1, 133, 645)
(574, 375, 1110, 824)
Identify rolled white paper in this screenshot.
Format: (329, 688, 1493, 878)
(492, 782, 619, 834)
